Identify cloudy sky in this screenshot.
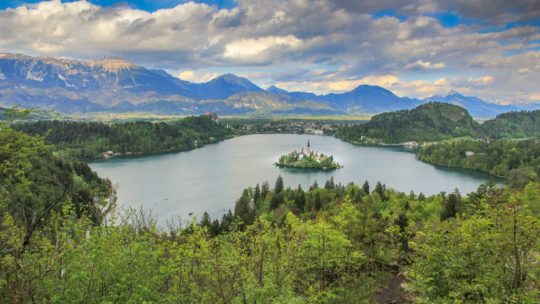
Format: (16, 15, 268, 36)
(1, 0, 539, 103)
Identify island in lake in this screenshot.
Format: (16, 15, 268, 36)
(275, 141, 342, 170)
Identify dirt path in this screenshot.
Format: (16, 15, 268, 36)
(376, 273, 409, 304)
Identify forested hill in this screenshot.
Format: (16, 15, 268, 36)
(335, 102, 481, 143)
(0, 128, 115, 230)
(12, 115, 233, 159)
(418, 139, 540, 187)
(481, 110, 540, 139)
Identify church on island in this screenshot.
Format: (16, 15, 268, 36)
(300, 140, 312, 155)
(275, 141, 342, 170)
(299, 141, 323, 161)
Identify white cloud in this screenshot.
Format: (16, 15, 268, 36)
(177, 70, 220, 83)
(467, 75, 495, 85)
(0, 0, 538, 103)
(223, 35, 303, 60)
(404, 60, 445, 70)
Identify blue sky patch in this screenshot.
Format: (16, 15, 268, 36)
(0, 0, 237, 11)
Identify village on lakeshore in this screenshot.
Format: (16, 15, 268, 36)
(275, 141, 342, 170)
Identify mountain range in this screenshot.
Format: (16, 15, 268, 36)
(0, 53, 537, 116)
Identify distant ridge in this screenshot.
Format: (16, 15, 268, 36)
(194, 73, 263, 100)
(0, 53, 538, 116)
(335, 102, 481, 143)
(423, 91, 522, 117)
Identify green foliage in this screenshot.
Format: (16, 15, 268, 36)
(440, 190, 462, 221)
(335, 103, 481, 143)
(234, 189, 255, 227)
(336, 105, 540, 148)
(0, 128, 114, 235)
(275, 175, 284, 194)
(482, 110, 540, 139)
(12, 115, 233, 159)
(418, 139, 540, 186)
(408, 183, 540, 303)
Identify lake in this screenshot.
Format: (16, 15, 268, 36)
(90, 134, 498, 224)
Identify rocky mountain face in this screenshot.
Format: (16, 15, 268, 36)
(0, 53, 537, 116)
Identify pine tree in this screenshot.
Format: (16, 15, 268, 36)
(353, 190, 363, 204)
(220, 209, 234, 232)
(261, 181, 270, 199)
(441, 190, 461, 221)
(314, 192, 322, 211)
(234, 189, 255, 226)
(199, 212, 212, 229)
(324, 177, 335, 189)
(362, 180, 370, 194)
(253, 183, 261, 206)
(270, 193, 284, 210)
(275, 175, 284, 194)
(374, 181, 386, 200)
(210, 219, 220, 236)
(294, 185, 306, 212)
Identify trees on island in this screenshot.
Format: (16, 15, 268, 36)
(276, 149, 341, 170)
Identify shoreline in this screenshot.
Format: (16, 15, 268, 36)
(86, 134, 237, 162)
(85, 132, 504, 183)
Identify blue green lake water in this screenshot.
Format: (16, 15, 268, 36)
(90, 134, 498, 224)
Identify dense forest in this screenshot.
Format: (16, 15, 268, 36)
(335, 104, 540, 144)
(418, 139, 540, 187)
(482, 110, 540, 139)
(335, 103, 481, 144)
(0, 126, 539, 303)
(11, 115, 233, 159)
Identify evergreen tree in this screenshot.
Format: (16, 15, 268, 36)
(234, 189, 255, 226)
(270, 193, 284, 210)
(220, 209, 234, 232)
(294, 185, 306, 213)
(314, 192, 322, 211)
(199, 212, 212, 229)
(353, 190, 363, 204)
(261, 181, 270, 199)
(324, 177, 335, 190)
(374, 181, 386, 200)
(275, 175, 284, 194)
(210, 219, 221, 236)
(440, 190, 462, 221)
(395, 213, 411, 253)
(362, 180, 370, 194)
(253, 183, 261, 206)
